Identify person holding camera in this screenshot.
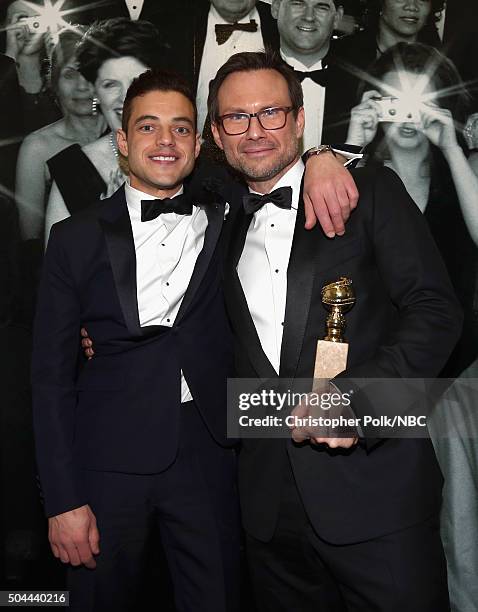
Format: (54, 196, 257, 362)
(347, 42, 478, 375)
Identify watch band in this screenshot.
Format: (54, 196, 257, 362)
(304, 145, 336, 159)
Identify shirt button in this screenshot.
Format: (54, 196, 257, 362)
(166, 318, 170, 323)
(161, 243, 165, 247)
(271, 224, 275, 228)
(166, 282, 170, 286)
(281, 322, 284, 326)
(275, 269, 279, 273)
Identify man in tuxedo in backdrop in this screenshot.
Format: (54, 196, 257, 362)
(209, 50, 460, 611)
(271, 0, 357, 146)
(149, 0, 280, 134)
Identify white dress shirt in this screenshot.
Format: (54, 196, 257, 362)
(237, 159, 304, 373)
(281, 51, 326, 154)
(125, 182, 208, 402)
(196, 5, 265, 134)
(124, 0, 144, 20)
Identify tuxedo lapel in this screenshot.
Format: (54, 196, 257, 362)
(225, 207, 277, 379)
(193, 0, 211, 92)
(257, 0, 280, 50)
(99, 187, 141, 337)
(175, 200, 224, 323)
(279, 183, 321, 378)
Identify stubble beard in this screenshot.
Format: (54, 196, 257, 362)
(227, 139, 300, 185)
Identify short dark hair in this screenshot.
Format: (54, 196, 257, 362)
(122, 68, 197, 132)
(76, 17, 165, 84)
(207, 50, 303, 124)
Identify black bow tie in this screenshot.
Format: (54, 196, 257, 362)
(141, 194, 192, 222)
(215, 19, 258, 45)
(292, 66, 329, 87)
(243, 187, 292, 216)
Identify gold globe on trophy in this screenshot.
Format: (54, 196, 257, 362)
(314, 277, 356, 379)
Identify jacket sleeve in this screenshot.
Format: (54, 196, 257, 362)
(333, 166, 463, 441)
(31, 222, 87, 517)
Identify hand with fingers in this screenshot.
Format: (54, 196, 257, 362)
(288, 388, 359, 450)
(420, 104, 459, 153)
(5, 8, 45, 60)
(303, 151, 359, 237)
(346, 90, 382, 148)
(81, 328, 95, 360)
(48, 504, 100, 569)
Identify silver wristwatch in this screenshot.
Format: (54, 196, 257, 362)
(304, 145, 337, 160)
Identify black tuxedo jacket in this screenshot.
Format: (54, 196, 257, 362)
(223, 166, 462, 545)
(31, 186, 234, 518)
(144, 0, 280, 94)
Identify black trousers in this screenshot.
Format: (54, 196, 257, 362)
(68, 401, 240, 612)
(246, 459, 450, 612)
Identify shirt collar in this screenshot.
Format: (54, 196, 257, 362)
(209, 4, 259, 25)
(248, 158, 304, 212)
(125, 181, 184, 214)
(280, 50, 324, 73)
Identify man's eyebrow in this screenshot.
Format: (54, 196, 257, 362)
(221, 104, 289, 114)
(134, 115, 194, 126)
(134, 114, 159, 125)
(172, 116, 194, 126)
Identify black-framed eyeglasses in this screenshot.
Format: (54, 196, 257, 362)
(217, 106, 295, 135)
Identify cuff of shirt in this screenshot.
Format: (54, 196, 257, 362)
(330, 144, 364, 167)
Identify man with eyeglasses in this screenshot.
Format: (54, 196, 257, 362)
(209, 50, 459, 611)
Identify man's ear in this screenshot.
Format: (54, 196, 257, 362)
(271, 0, 281, 20)
(211, 121, 225, 151)
(295, 106, 305, 140)
(117, 129, 128, 158)
(194, 132, 201, 159)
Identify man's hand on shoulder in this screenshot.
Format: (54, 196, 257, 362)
(303, 150, 359, 237)
(48, 504, 99, 568)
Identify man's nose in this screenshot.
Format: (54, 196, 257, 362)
(156, 127, 175, 146)
(403, 0, 420, 12)
(245, 115, 267, 140)
(303, 4, 315, 21)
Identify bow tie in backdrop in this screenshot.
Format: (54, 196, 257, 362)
(292, 66, 329, 87)
(141, 194, 193, 222)
(243, 186, 292, 215)
(215, 19, 258, 45)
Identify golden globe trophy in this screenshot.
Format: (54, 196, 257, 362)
(314, 277, 356, 380)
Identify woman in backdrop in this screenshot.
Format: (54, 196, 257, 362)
(15, 28, 105, 241)
(347, 41, 478, 612)
(44, 17, 167, 240)
(337, 0, 444, 66)
(347, 42, 478, 375)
